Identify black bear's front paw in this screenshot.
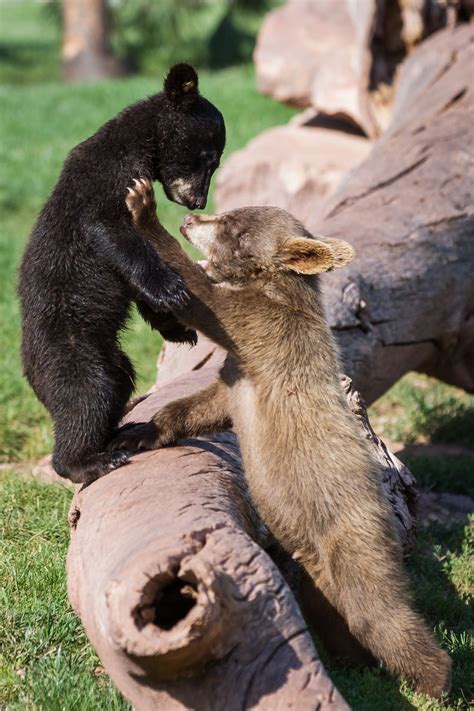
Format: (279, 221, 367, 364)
(126, 177, 157, 228)
(150, 261, 190, 312)
(161, 324, 197, 346)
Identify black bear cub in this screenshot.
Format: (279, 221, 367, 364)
(18, 63, 225, 484)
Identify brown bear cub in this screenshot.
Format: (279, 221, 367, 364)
(112, 178, 451, 698)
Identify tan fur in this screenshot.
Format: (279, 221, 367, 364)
(116, 179, 451, 698)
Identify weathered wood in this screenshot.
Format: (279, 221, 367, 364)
(67, 367, 349, 711)
(340, 374, 418, 551)
(67, 338, 419, 709)
(254, 0, 464, 136)
(318, 25, 474, 403)
(254, 0, 380, 136)
(217, 25, 474, 404)
(214, 126, 371, 225)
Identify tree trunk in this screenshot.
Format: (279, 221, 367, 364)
(62, 0, 126, 82)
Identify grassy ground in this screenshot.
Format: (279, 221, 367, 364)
(1, 471, 472, 710)
(0, 2, 472, 710)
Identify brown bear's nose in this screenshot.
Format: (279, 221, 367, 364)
(183, 214, 195, 226)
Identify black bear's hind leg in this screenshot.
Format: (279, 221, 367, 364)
(51, 352, 135, 484)
(52, 449, 131, 485)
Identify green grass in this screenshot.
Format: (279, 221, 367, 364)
(405, 457, 473, 498)
(1, 471, 471, 710)
(369, 374, 474, 499)
(0, 472, 129, 709)
(332, 520, 473, 710)
(0, 1, 60, 84)
(369, 375, 474, 450)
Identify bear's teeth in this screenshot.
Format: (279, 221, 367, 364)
(196, 260, 209, 271)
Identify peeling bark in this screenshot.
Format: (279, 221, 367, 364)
(340, 375, 418, 550)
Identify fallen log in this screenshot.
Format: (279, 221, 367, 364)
(319, 24, 474, 403)
(66, 367, 350, 711)
(214, 125, 371, 225)
(217, 25, 474, 404)
(254, 0, 464, 136)
(66, 23, 474, 711)
(254, 0, 380, 136)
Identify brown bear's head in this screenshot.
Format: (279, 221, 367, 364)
(180, 206, 354, 284)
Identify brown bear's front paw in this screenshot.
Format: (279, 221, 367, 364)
(108, 421, 160, 453)
(126, 177, 157, 228)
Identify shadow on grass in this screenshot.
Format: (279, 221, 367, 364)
(427, 403, 474, 450)
(208, 10, 255, 69)
(323, 522, 473, 710)
(0, 40, 59, 83)
(397, 448, 474, 498)
(408, 522, 473, 705)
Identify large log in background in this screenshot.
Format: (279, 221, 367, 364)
(254, 0, 471, 136)
(216, 25, 474, 405)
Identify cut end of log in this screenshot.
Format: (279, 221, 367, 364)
(103, 535, 234, 680)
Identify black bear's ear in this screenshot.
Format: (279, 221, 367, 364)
(164, 63, 199, 107)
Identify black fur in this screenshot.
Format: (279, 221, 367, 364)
(18, 63, 225, 484)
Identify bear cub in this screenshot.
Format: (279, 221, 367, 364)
(18, 64, 225, 484)
(112, 178, 451, 699)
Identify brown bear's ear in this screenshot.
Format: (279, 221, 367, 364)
(323, 238, 355, 269)
(277, 237, 354, 274)
(164, 63, 199, 107)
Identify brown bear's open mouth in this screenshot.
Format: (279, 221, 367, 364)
(179, 225, 190, 241)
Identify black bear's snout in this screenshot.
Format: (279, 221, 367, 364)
(194, 196, 206, 210)
(181, 194, 206, 211)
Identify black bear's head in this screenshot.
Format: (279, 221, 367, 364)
(156, 63, 226, 211)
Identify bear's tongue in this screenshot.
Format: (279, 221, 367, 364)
(196, 260, 209, 271)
